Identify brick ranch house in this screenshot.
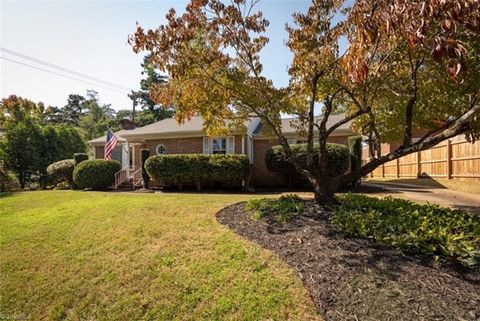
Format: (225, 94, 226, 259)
(88, 114, 354, 187)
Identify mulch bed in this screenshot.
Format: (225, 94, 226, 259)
(217, 201, 480, 321)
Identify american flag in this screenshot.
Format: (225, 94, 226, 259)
(104, 128, 118, 160)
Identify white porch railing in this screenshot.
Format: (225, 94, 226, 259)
(131, 168, 143, 189)
(114, 166, 131, 189)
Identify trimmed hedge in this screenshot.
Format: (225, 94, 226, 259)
(348, 136, 362, 171)
(145, 154, 250, 190)
(265, 143, 350, 185)
(47, 159, 76, 186)
(348, 136, 363, 186)
(73, 160, 121, 190)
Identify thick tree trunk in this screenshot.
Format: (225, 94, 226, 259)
(310, 177, 338, 206)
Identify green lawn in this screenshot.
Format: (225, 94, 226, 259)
(0, 191, 320, 321)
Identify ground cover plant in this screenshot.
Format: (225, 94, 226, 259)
(0, 191, 319, 321)
(247, 194, 305, 222)
(220, 194, 480, 320)
(333, 194, 480, 269)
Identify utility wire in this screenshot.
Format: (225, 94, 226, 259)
(1, 47, 132, 92)
(1, 56, 130, 94)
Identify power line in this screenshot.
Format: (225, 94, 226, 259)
(1, 56, 130, 94)
(0, 47, 132, 92)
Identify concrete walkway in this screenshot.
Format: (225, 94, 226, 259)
(364, 181, 480, 213)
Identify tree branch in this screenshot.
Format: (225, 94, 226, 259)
(339, 102, 480, 185)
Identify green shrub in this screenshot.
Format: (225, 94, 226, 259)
(348, 136, 363, 185)
(73, 160, 121, 190)
(0, 165, 19, 192)
(74, 153, 89, 166)
(265, 143, 349, 185)
(140, 149, 150, 189)
(145, 154, 249, 190)
(246, 194, 305, 222)
(333, 194, 480, 269)
(47, 159, 75, 186)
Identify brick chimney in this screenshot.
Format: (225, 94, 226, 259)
(119, 119, 136, 130)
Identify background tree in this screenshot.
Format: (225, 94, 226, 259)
(129, 0, 479, 204)
(56, 126, 86, 159)
(0, 95, 46, 128)
(109, 109, 158, 129)
(0, 121, 41, 189)
(79, 90, 116, 139)
(129, 54, 174, 122)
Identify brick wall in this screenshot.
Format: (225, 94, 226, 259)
(250, 139, 288, 187)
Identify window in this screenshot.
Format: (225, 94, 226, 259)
(203, 137, 235, 154)
(212, 138, 227, 154)
(155, 144, 167, 155)
(111, 146, 122, 163)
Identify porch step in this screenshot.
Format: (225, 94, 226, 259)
(116, 178, 143, 190)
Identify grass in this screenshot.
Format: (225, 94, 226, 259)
(367, 177, 480, 195)
(0, 191, 320, 321)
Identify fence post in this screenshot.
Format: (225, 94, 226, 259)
(370, 158, 374, 178)
(396, 158, 400, 178)
(446, 139, 452, 179)
(416, 151, 421, 178)
(381, 163, 385, 177)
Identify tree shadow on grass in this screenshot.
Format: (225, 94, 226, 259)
(0, 192, 15, 198)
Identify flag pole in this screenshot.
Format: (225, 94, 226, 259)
(107, 126, 129, 154)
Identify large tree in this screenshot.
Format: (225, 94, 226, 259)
(129, 54, 174, 122)
(129, 0, 480, 204)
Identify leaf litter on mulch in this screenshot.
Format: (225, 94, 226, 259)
(217, 201, 480, 321)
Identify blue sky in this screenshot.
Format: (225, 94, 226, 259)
(1, 0, 310, 111)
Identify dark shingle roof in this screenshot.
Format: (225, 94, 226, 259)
(253, 113, 353, 135)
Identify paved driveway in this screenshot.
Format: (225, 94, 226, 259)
(364, 181, 480, 213)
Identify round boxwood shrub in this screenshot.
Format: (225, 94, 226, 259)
(47, 159, 76, 186)
(73, 160, 121, 190)
(145, 154, 249, 190)
(265, 143, 350, 185)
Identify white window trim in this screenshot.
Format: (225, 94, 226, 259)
(120, 143, 129, 168)
(203, 136, 235, 155)
(247, 136, 254, 164)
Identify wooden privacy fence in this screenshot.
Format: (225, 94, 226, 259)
(368, 137, 480, 180)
